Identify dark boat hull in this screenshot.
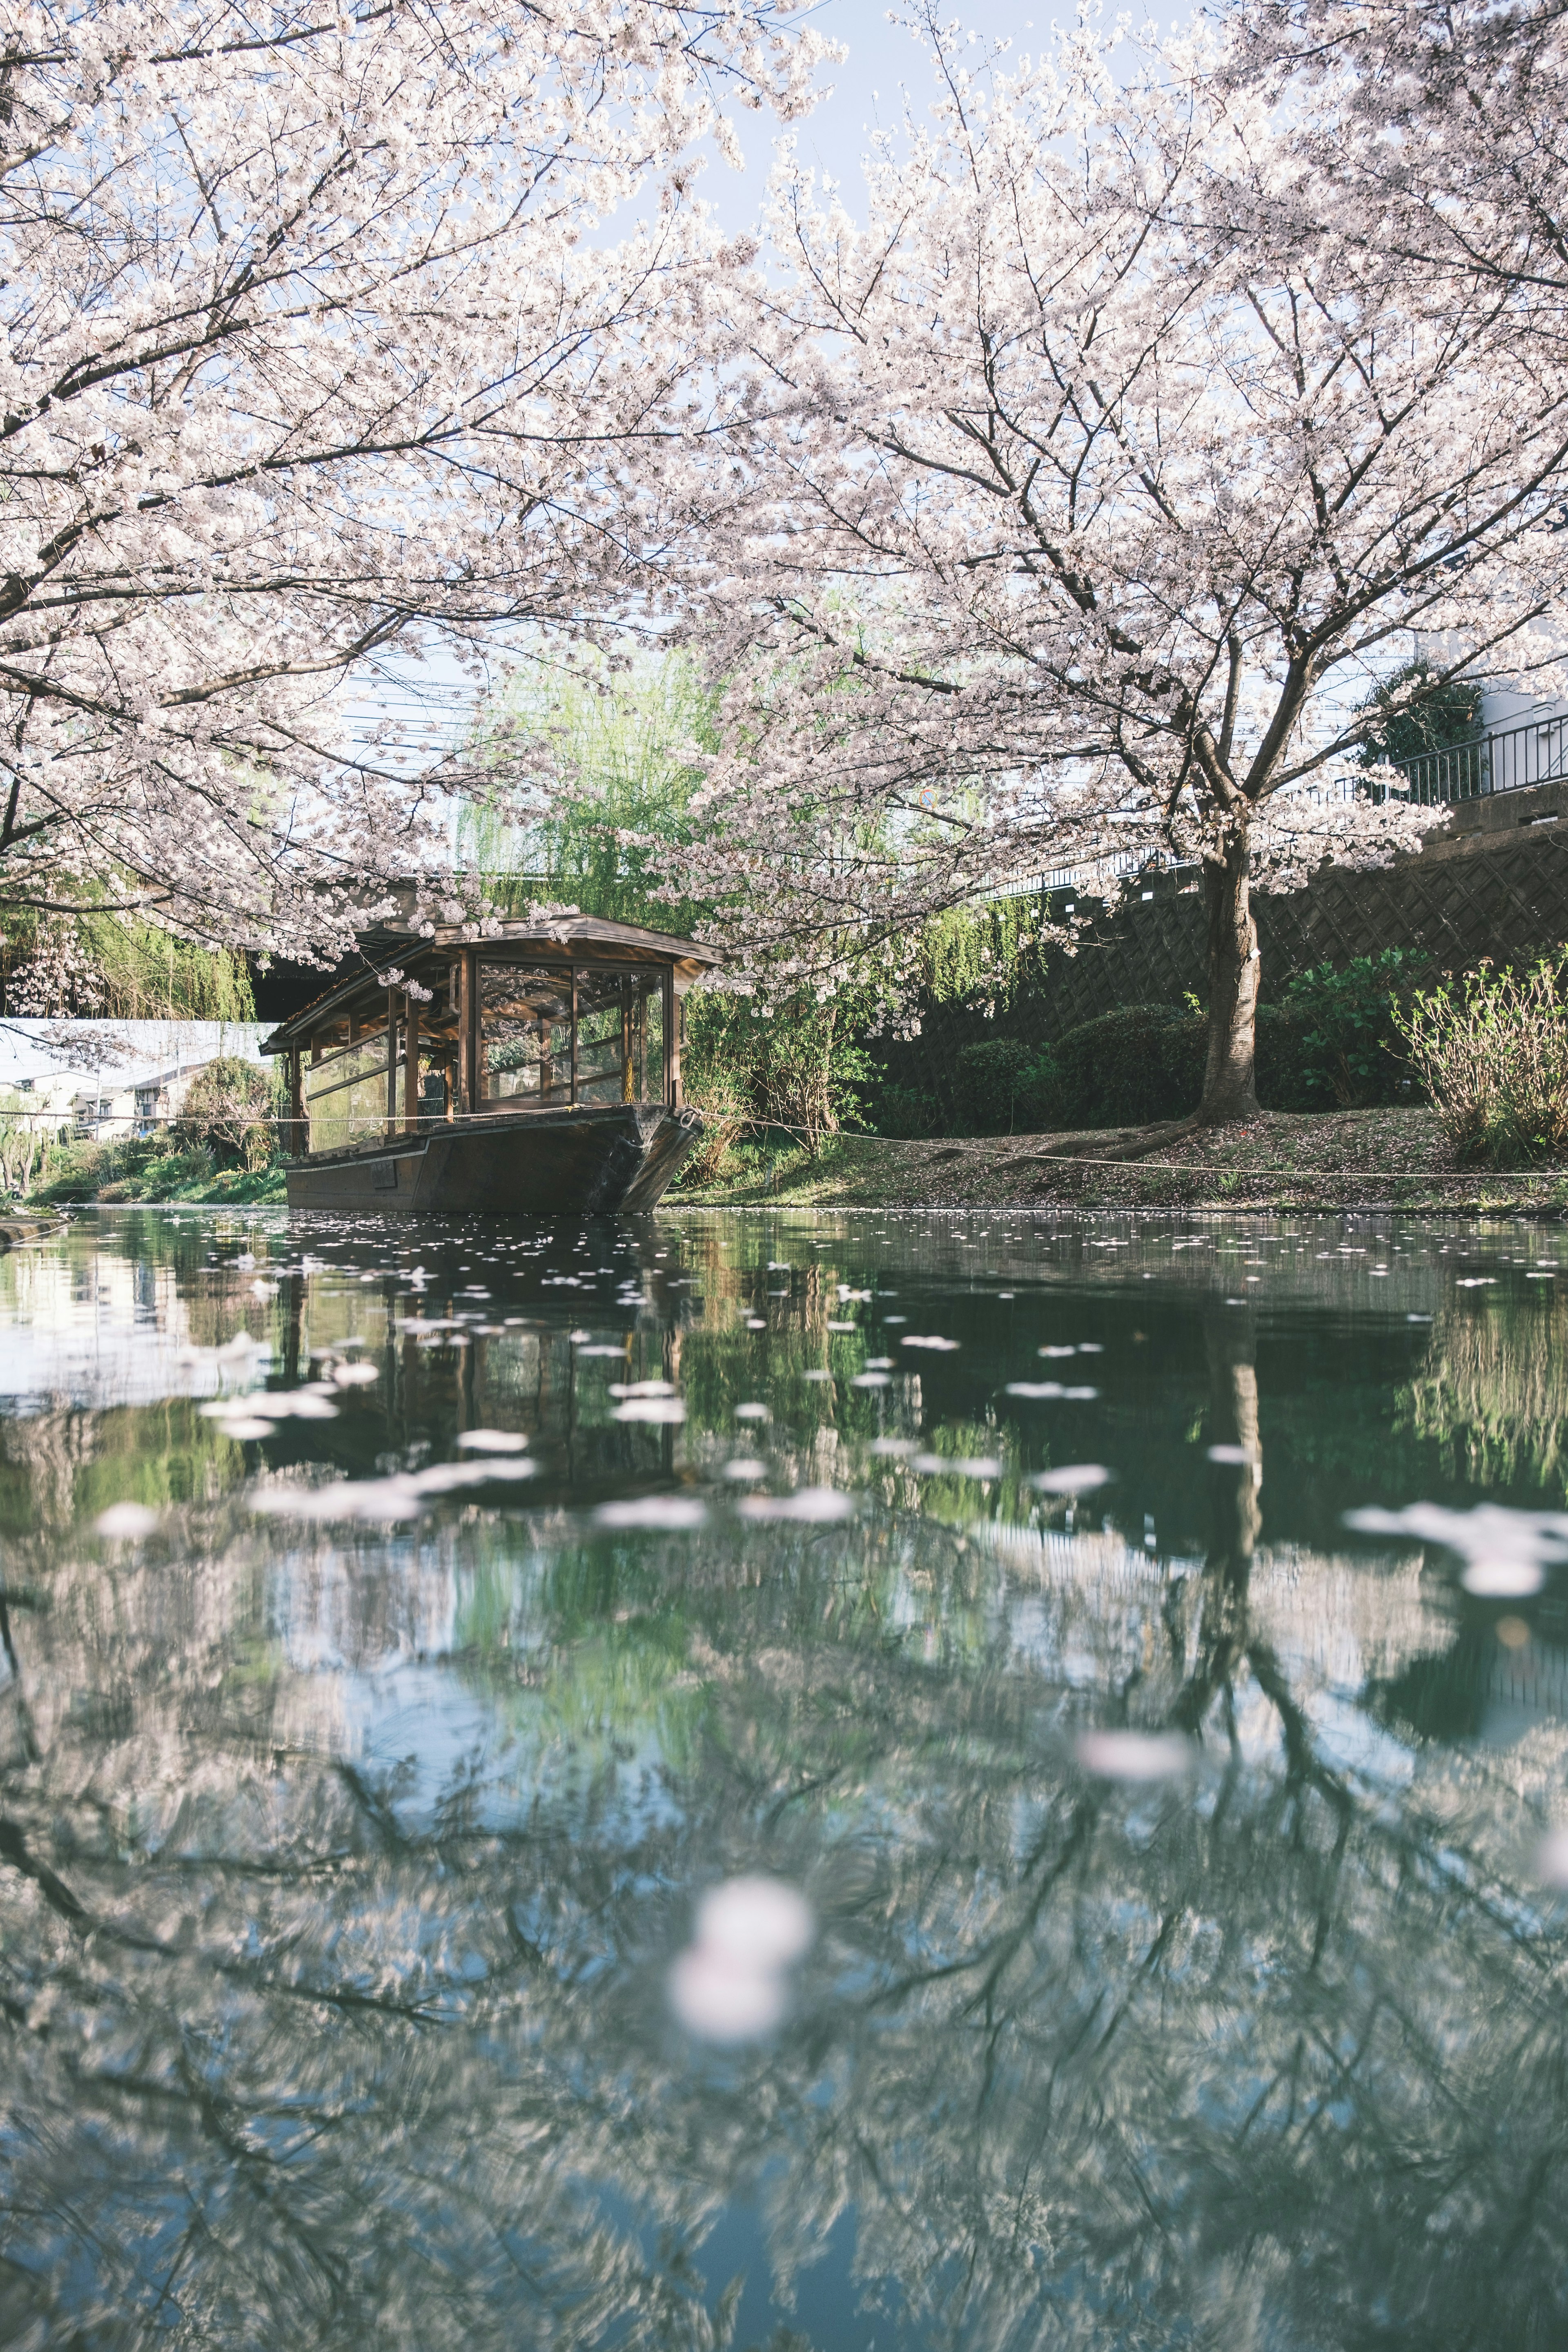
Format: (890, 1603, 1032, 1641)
(283, 1104, 703, 1214)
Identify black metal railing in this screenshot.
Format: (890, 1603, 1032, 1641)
(1388, 709, 1568, 804)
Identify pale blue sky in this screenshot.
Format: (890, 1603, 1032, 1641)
(697, 0, 1047, 229)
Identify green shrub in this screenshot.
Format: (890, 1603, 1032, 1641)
(30, 1139, 117, 1203)
(1049, 1006, 1207, 1126)
(1018, 1002, 1339, 1129)
(873, 1081, 946, 1139)
(862, 958, 1439, 1142)
(1278, 951, 1431, 1106)
(1395, 957, 1568, 1167)
(953, 1038, 1043, 1132)
(684, 990, 877, 1152)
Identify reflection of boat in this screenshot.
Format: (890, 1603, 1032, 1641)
(261, 915, 720, 1213)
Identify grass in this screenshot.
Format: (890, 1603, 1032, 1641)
(674, 1107, 1568, 1214)
(24, 1138, 287, 1208)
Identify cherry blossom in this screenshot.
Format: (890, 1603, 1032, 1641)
(661, 4, 1568, 1122)
(0, 0, 830, 965)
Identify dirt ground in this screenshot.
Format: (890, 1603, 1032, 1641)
(677, 1107, 1568, 1216)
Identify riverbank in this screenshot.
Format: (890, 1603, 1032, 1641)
(676, 1106, 1568, 1215)
(19, 1106, 1566, 1216)
(0, 1211, 67, 1247)
(25, 1138, 287, 1208)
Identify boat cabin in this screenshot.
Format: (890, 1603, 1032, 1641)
(261, 915, 721, 1161)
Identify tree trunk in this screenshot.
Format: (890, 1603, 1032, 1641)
(1198, 825, 1261, 1125)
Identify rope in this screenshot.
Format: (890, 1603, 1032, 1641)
(1010, 1149, 1500, 1182)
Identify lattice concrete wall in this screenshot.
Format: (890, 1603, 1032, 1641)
(875, 779, 1568, 1104)
(1031, 775, 1568, 1030)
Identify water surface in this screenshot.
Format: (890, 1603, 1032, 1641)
(2, 1205, 1566, 2351)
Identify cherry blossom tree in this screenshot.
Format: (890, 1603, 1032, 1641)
(673, 7, 1568, 1127)
(0, 0, 828, 972)
(1227, 0, 1568, 303)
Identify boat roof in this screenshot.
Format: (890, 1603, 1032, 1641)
(259, 913, 723, 1054)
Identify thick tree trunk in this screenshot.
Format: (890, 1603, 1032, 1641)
(1198, 826, 1261, 1125)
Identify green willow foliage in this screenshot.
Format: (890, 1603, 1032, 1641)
(0, 906, 256, 1021)
(460, 654, 717, 937)
(919, 899, 1042, 1008)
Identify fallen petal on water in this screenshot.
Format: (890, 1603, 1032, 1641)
(593, 1496, 709, 1531)
(1536, 1828, 1568, 1888)
(697, 1877, 814, 1971)
(668, 1948, 787, 2046)
(1461, 1558, 1545, 1598)
(250, 1481, 425, 1523)
(736, 1487, 854, 1523)
(94, 1502, 159, 1540)
(456, 1429, 529, 1453)
(1032, 1464, 1113, 1496)
(1076, 1730, 1196, 1782)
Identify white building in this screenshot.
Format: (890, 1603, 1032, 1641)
(0, 1020, 267, 1144)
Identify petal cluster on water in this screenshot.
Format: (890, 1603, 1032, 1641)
(1345, 1501, 1568, 1597)
(669, 1878, 815, 2046)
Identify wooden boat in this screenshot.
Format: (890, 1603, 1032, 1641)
(261, 914, 719, 1214)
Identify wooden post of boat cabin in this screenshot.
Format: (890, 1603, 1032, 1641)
(403, 992, 419, 1133)
(458, 950, 478, 1114)
(663, 966, 681, 1107)
(569, 968, 579, 1109)
(287, 1050, 303, 1156)
(385, 989, 398, 1140)
(621, 978, 633, 1103)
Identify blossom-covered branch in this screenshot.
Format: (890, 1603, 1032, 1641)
(0, 0, 831, 964)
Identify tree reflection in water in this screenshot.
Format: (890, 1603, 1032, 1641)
(0, 1208, 1565, 2350)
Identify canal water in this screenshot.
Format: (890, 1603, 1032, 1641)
(1, 1205, 1566, 2350)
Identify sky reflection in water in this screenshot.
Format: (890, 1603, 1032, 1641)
(2, 1205, 1568, 2350)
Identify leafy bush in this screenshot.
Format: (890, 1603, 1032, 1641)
(984, 1002, 1343, 1131)
(872, 1081, 946, 1140)
(1395, 957, 1568, 1167)
(953, 1038, 1049, 1132)
(175, 1058, 281, 1169)
(684, 989, 876, 1152)
(1048, 1006, 1207, 1126)
(1278, 951, 1431, 1106)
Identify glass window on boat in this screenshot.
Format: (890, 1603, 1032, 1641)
(477, 964, 666, 1108)
(303, 1022, 392, 1155)
(574, 967, 665, 1107)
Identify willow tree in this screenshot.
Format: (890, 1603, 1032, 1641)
(674, 2, 1568, 1126)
